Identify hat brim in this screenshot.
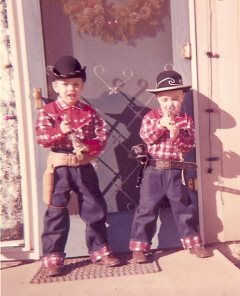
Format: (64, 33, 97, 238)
(146, 85, 192, 94)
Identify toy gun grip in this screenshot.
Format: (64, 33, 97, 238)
(63, 112, 72, 126)
(168, 107, 176, 139)
(168, 106, 175, 121)
(63, 112, 87, 156)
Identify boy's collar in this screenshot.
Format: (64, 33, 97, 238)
(56, 96, 83, 110)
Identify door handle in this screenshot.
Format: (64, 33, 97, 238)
(33, 87, 42, 109)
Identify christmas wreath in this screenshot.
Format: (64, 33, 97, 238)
(61, 0, 165, 43)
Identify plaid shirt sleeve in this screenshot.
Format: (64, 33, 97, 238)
(140, 113, 166, 145)
(35, 104, 108, 155)
(171, 115, 196, 155)
(35, 108, 65, 148)
(140, 110, 196, 159)
(83, 110, 108, 155)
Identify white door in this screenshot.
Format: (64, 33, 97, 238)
(1, 0, 198, 259)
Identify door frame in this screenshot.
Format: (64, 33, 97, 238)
(188, 0, 205, 243)
(1, 0, 47, 260)
(1, 0, 205, 260)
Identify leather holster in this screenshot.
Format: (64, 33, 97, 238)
(42, 151, 99, 205)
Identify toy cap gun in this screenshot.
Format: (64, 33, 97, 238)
(168, 106, 176, 139)
(128, 144, 148, 188)
(63, 112, 88, 159)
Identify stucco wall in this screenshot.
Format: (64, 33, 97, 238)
(0, 1, 23, 241)
(194, 0, 240, 243)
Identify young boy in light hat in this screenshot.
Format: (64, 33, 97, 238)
(36, 56, 120, 276)
(129, 70, 210, 263)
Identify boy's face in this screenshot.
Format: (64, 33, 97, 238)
(156, 89, 185, 115)
(52, 78, 84, 105)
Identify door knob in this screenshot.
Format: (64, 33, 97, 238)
(33, 87, 42, 109)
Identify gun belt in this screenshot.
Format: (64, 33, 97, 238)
(148, 159, 197, 170)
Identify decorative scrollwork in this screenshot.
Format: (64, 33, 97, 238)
(94, 65, 133, 94)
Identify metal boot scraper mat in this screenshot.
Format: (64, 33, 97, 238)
(30, 251, 161, 284)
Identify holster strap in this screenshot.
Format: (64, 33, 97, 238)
(148, 159, 197, 170)
(47, 151, 98, 168)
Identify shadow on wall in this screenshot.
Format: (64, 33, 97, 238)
(105, 93, 151, 211)
(197, 92, 238, 178)
(83, 79, 152, 212)
(196, 92, 238, 242)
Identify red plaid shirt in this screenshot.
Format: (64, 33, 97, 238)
(35, 97, 107, 156)
(140, 109, 196, 160)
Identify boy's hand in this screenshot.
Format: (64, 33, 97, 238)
(60, 120, 72, 134)
(73, 145, 89, 160)
(73, 145, 89, 155)
(168, 125, 179, 139)
(159, 114, 175, 129)
(159, 115, 179, 139)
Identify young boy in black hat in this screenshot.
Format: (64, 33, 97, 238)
(36, 56, 120, 276)
(129, 70, 210, 263)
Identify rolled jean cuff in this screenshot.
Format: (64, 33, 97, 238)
(181, 233, 203, 249)
(40, 252, 65, 268)
(129, 240, 151, 252)
(89, 245, 112, 262)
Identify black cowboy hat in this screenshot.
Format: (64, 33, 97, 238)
(146, 70, 191, 94)
(47, 56, 87, 82)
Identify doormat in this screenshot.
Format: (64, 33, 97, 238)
(30, 252, 161, 284)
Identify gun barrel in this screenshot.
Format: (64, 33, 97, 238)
(168, 107, 175, 123)
(63, 112, 86, 152)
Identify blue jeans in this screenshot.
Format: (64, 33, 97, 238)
(41, 164, 108, 255)
(130, 166, 199, 245)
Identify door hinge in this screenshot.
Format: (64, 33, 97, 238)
(183, 42, 191, 59)
(188, 177, 198, 192)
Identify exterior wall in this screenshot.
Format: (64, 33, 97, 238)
(0, 0, 23, 241)
(193, 0, 240, 243)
